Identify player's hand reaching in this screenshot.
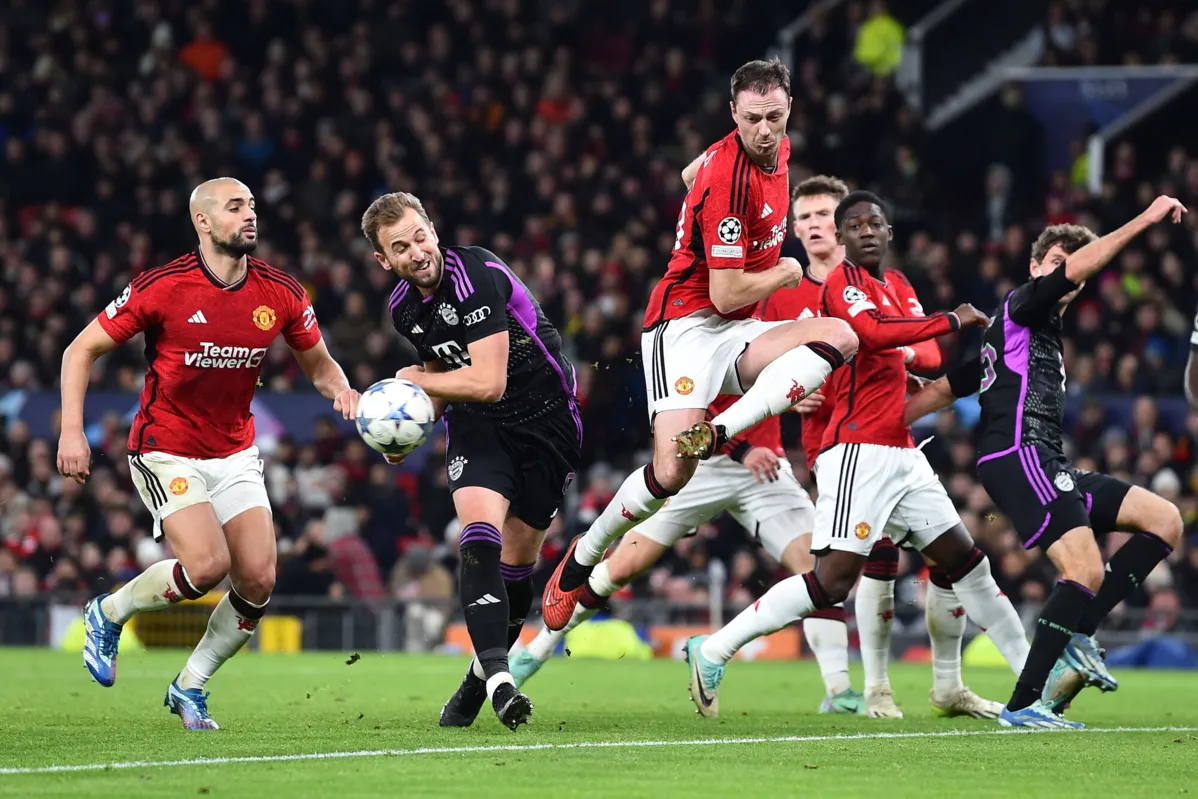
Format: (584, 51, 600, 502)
(1141, 195, 1187, 225)
(56, 430, 92, 484)
(906, 373, 931, 395)
(952, 303, 990, 329)
(383, 452, 407, 466)
(776, 257, 804, 289)
(395, 365, 426, 383)
(742, 447, 781, 483)
(333, 388, 360, 421)
(793, 390, 825, 414)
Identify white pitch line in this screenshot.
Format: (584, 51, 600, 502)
(2, 726, 1195, 777)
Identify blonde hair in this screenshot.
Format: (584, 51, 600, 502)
(360, 192, 431, 252)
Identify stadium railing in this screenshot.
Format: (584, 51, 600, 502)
(9, 595, 1195, 666)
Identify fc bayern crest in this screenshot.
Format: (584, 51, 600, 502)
(717, 216, 742, 244)
(440, 304, 459, 325)
(1053, 472, 1075, 492)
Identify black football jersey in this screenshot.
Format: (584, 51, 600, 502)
(389, 246, 581, 433)
(976, 267, 1078, 460)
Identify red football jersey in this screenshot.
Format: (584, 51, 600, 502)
(819, 262, 959, 451)
(97, 250, 322, 459)
(707, 393, 784, 459)
(643, 131, 791, 328)
(757, 268, 832, 469)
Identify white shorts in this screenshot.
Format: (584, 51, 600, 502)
(128, 446, 271, 541)
(812, 443, 959, 556)
(642, 312, 788, 422)
(636, 455, 814, 561)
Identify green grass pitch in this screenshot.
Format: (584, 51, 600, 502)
(1, 648, 1196, 797)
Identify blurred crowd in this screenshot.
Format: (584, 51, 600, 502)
(2, 0, 1198, 637)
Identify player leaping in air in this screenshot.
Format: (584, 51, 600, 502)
(362, 192, 582, 731)
(903, 196, 1187, 729)
(59, 178, 359, 730)
(541, 58, 858, 633)
(684, 192, 1032, 717)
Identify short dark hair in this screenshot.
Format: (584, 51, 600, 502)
(834, 190, 889, 228)
(731, 57, 791, 103)
(360, 192, 431, 253)
(793, 175, 849, 203)
(1031, 224, 1097, 263)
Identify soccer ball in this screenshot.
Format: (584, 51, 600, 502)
(355, 378, 437, 456)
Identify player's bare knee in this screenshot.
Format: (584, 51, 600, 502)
(650, 452, 696, 493)
(819, 318, 858, 359)
(1145, 496, 1183, 547)
(234, 568, 275, 605)
(183, 550, 231, 593)
(1061, 556, 1104, 593)
(604, 549, 643, 585)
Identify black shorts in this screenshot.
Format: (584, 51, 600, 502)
(977, 444, 1131, 551)
(444, 406, 582, 531)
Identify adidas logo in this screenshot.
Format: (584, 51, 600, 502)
(761, 203, 774, 219)
(411, 324, 423, 334)
(468, 593, 501, 607)
(188, 311, 208, 324)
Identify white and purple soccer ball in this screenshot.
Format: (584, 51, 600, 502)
(355, 378, 437, 456)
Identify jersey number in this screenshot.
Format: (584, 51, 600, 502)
(673, 201, 687, 251)
(979, 343, 997, 394)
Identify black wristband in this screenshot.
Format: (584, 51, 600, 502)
(728, 439, 752, 463)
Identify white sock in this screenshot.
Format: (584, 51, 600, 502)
(575, 467, 669, 566)
(710, 346, 833, 438)
(523, 625, 566, 662)
(855, 576, 895, 691)
(470, 656, 487, 680)
(101, 559, 199, 624)
(803, 607, 851, 695)
(926, 583, 966, 698)
(701, 574, 818, 664)
(179, 591, 265, 691)
(486, 672, 515, 699)
(949, 556, 1029, 674)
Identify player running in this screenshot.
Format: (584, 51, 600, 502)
(542, 58, 858, 633)
(903, 198, 1187, 729)
(760, 179, 1009, 719)
(362, 191, 582, 731)
(60, 178, 359, 730)
(510, 388, 865, 714)
(684, 192, 1031, 717)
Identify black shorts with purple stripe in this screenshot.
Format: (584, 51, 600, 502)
(976, 444, 1131, 551)
(444, 405, 581, 532)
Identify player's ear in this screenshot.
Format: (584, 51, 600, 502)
(1028, 258, 1040, 278)
(886, 225, 894, 242)
(834, 228, 843, 245)
(729, 100, 737, 120)
(373, 251, 392, 272)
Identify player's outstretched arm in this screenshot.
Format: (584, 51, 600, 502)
(404, 332, 509, 404)
(1064, 195, 1186, 285)
(292, 339, 359, 420)
(901, 357, 982, 426)
(57, 320, 120, 483)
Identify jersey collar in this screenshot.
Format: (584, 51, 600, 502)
(196, 247, 249, 291)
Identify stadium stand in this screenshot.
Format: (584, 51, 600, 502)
(1, 0, 1197, 647)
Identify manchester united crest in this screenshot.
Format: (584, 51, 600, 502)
(674, 376, 695, 395)
(854, 521, 871, 540)
(169, 477, 189, 496)
(252, 305, 277, 332)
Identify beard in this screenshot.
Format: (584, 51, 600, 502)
(213, 230, 257, 257)
(405, 252, 443, 289)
